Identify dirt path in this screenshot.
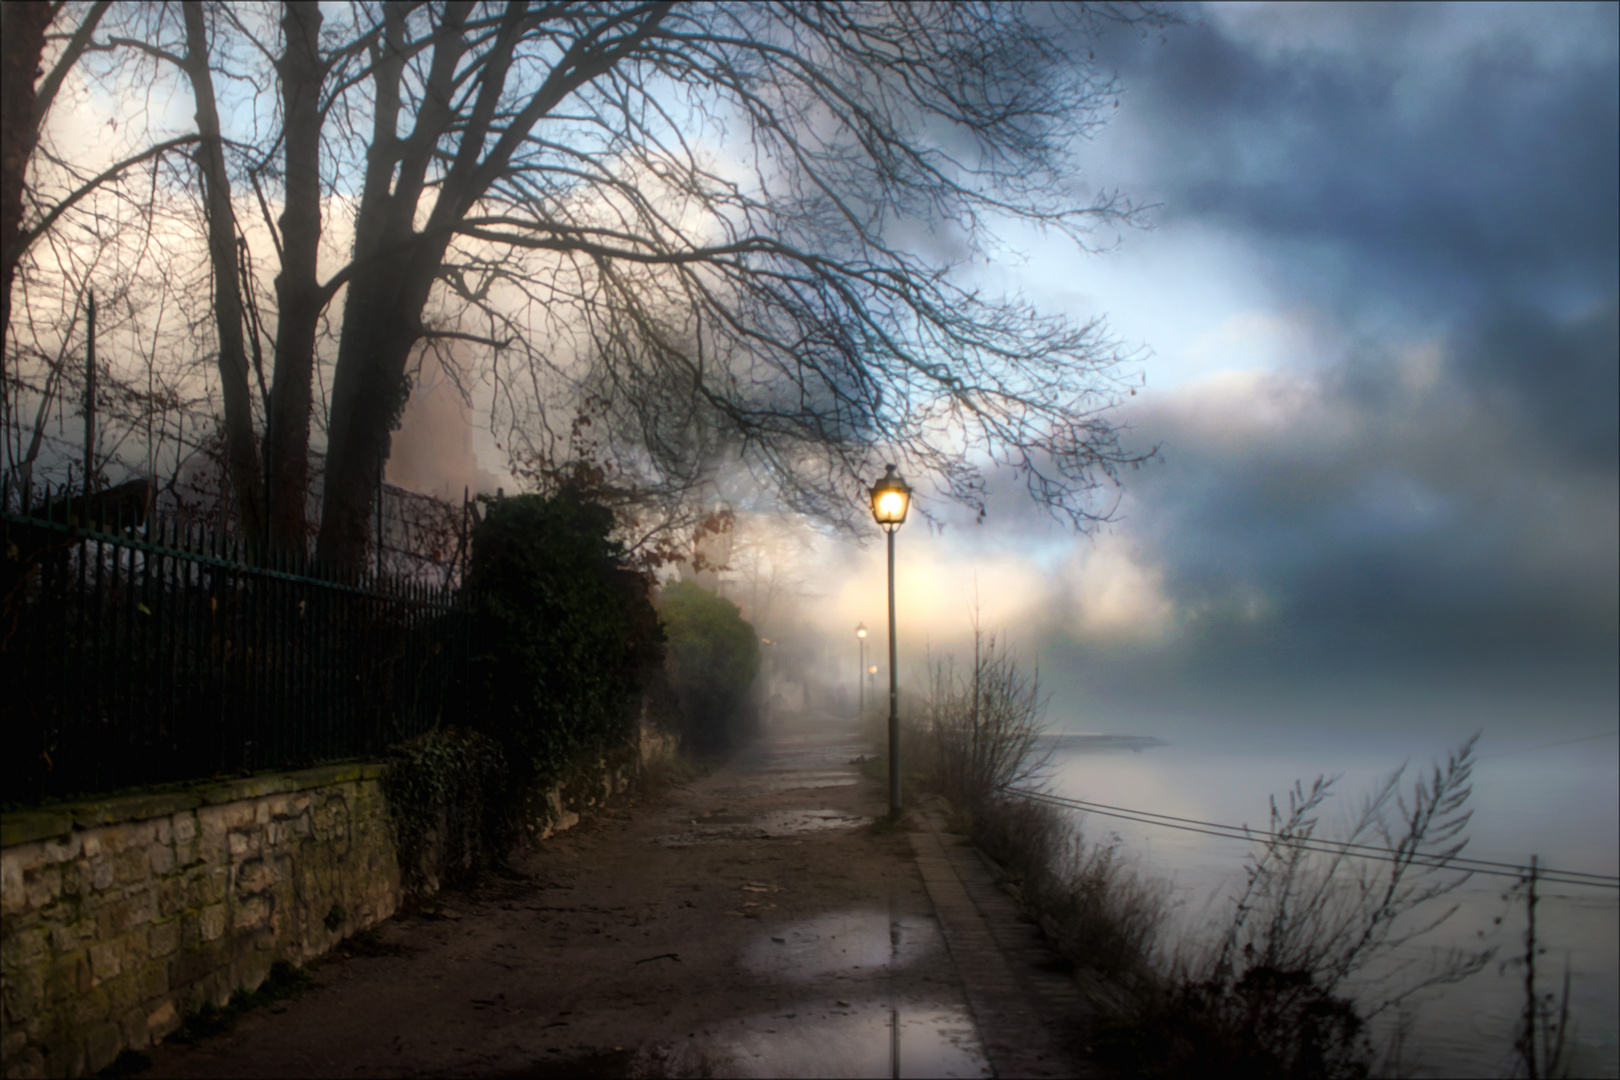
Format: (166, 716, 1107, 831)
(141, 713, 1085, 1078)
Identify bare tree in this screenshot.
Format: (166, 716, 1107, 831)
(2, 0, 113, 456)
(723, 510, 819, 634)
(0, 2, 55, 373)
(172, 0, 269, 540)
(1, 2, 116, 358)
(9, 1, 1173, 571)
(3, 0, 213, 493)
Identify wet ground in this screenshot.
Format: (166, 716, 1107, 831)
(141, 713, 1085, 1078)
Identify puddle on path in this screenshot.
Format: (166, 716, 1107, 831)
(493, 1004, 988, 1079)
(677, 1001, 990, 1078)
(753, 770, 859, 790)
(651, 809, 870, 847)
(743, 908, 941, 981)
(754, 808, 868, 833)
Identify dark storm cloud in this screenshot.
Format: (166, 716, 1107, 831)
(1139, 338, 1614, 619)
(1019, 4, 1620, 709)
(1095, 2, 1620, 314)
(1455, 295, 1620, 473)
(1043, 307, 1620, 709)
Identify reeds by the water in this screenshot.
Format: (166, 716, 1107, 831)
(910, 623, 1503, 1078)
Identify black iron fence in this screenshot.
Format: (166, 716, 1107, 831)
(2, 480, 464, 803)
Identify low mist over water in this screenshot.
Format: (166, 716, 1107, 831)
(1041, 721, 1619, 1078)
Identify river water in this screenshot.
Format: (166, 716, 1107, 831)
(1041, 725, 1620, 1079)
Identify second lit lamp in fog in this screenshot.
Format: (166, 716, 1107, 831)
(855, 621, 868, 715)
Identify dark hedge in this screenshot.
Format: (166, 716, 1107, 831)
(460, 485, 663, 785)
(657, 579, 760, 754)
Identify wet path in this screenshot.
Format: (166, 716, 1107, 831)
(142, 714, 1084, 1078)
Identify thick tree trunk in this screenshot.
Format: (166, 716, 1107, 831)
(181, 1, 266, 545)
(316, 277, 417, 572)
(318, 235, 454, 571)
(314, 1, 667, 572)
(313, 3, 411, 573)
(266, 0, 323, 558)
(0, 2, 53, 404)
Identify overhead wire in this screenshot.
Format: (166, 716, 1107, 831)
(1478, 730, 1620, 760)
(1005, 787, 1620, 891)
(1012, 789, 1619, 882)
(1011, 787, 1615, 891)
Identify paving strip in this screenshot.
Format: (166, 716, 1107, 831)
(910, 808, 1106, 1079)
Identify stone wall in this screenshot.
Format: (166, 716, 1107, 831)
(0, 715, 676, 1078)
(1, 765, 398, 1079)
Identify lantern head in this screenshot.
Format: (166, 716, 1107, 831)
(869, 465, 911, 532)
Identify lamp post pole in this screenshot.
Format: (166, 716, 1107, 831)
(886, 525, 899, 816)
(868, 464, 911, 820)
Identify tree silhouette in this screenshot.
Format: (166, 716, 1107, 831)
(6, 1, 1171, 569)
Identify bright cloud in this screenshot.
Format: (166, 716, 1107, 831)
(1062, 534, 1178, 644)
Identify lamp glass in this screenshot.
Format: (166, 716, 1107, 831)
(869, 465, 911, 529)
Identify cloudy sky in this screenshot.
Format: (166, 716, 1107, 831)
(35, 0, 1610, 744)
(807, 1, 1618, 740)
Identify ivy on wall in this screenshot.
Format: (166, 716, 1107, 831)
(383, 482, 663, 890)
(380, 727, 507, 892)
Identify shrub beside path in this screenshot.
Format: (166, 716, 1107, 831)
(141, 713, 1092, 1078)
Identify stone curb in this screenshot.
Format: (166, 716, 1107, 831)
(910, 808, 1106, 1079)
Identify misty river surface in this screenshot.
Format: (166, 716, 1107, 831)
(1041, 726, 1620, 1079)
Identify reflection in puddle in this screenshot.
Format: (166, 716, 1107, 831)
(743, 909, 940, 981)
(650, 809, 870, 847)
(760, 775, 859, 790)
(755, 808, 868, 833)
(678, 1001, 990, 1079)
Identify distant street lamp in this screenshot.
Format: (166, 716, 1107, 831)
(869, 464, 911, 818)
(855, 623, 868, 715)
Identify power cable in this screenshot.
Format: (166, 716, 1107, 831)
(1478, 730, 1619, 760)
(1012, 789, 1619, 883)
(1006, 788, 1620, 891)
(1012, 788, 1615, 890)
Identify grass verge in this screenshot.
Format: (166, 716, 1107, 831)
(948, 742, 1491, 1079)
(911, 614, 1492, 1078)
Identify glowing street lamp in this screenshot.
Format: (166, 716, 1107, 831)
(855, 622, 868, 715)
(870, 466, 911, 530)
(868, 464, 911, 817)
